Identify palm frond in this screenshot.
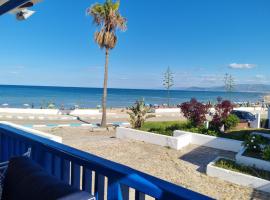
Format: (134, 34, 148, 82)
(87, 0, 127, 49)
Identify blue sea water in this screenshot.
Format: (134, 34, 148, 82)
(0, 85, 265, 108)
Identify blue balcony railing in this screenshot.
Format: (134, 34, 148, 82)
(0, 123, 212, 200)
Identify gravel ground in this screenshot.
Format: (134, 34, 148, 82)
(35, 127, 270, 200)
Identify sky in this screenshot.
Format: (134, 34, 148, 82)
(0, 0, 270, 89)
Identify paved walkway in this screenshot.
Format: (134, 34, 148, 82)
(36, 127, 270, 199)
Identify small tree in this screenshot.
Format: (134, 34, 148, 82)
(128, 100, 150, 129)
(163, 67, 174, 107)
(224, 73, 235, 100)
(211, 99, 234, 130)
(180, 98, 210, 127)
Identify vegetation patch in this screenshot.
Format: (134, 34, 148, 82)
(141, 121, 270, 141)
(214, 158, 270, 181)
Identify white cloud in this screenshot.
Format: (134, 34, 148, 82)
(229, 63, 256, 69)
(255, 74, 265, 79)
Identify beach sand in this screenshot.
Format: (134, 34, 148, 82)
(35, 126, 270, 199)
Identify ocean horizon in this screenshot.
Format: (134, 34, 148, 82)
(0, 85, 265, 108)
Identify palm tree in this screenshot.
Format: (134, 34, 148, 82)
(87, 0, 127, 127)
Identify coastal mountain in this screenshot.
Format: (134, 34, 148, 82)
(183, 84, 270, 93)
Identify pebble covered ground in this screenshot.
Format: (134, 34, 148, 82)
(36, 127, 270, 200)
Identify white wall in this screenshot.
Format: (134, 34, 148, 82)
(0, 108, 100, 115)
(154, 108, 181, 113)
(250, 114, 261, 129)
(117, 128, 243, 152)
(236, 148, 270, 171)
(234, 107, 267, 113)
(174, 130, 242, 152)
(0, 121, 62, 143)
(207, 157, 270, 193)
(116, 127, 186, 150)
(70, 109, 100, 115)
(0, 108, 59, 115)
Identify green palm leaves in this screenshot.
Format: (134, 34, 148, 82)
(128, 100, 151, 129)
(87, 0, 126, 50)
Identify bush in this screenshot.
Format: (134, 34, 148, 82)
(180, 98, 210, 127)
(211, 99, 234, 130)
(242, 135, 265, 153)
(128, 100, 150, 129)
(263, 145, 270, 161)
(223, 114, 240, 130)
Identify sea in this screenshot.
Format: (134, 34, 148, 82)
(0, 85, 266, 109)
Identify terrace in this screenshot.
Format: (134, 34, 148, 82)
(0, 122, 212, 199)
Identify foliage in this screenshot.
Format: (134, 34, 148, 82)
(163, 67, 174, 106)
(211, 99, 234, 130)
(141, 121, 187, 136)
(128, 100, 151, 129)
(87, 0, 127, 50)
(223, 114, 240, 130)
(242, 134, 267, 153)
(140, 121, 220, 136)
(141, 120, 270, 142)
(262, 145, 270, 161)
(215, 158, 270, 181)
(180, 98, 210, 127)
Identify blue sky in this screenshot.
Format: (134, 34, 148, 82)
(0, 0, 270, 89)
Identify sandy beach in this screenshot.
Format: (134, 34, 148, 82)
(34, 126, 270, 199)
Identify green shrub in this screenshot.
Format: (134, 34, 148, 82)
(263, 145, 270, 161)
(242, 134, 265, 153)
(206, 129, 219, 136)
(223, 114, 240, 130)
(128, 100, 150, 129)
(165, 123, 182, 133)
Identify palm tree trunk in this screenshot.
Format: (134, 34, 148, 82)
(101, 48, 109, 127)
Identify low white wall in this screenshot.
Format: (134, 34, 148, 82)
(0, 108, 100, 115)
(70, 109, 100, 115)
(234, 107, 267, 113)
(0, 108, 59, 115)
(154, 108, 180, 113)
(174, 130, 242, 152)
(0, 121, 62, 143)
(236, 148, 270, 171)
(117, 127, 244, 152)
(116, 127, 186, 150)
(207, 157, 270, 193)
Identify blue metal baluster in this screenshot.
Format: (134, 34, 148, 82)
(135, 191, 146, 200)
(43, 151, 53, 174)
(14, 139, 20, 156)
(1, 134, 8, 162)
(54, 155, 61, 179)
(120, 185, 129, 200)
(61, 159, 71, 184)
(95, 173, 105, 200)
(107, 179, 129, 200)
(82, 167, 92, 194)
(71, 162, 81, 190)
(8, 137, 14, 157)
